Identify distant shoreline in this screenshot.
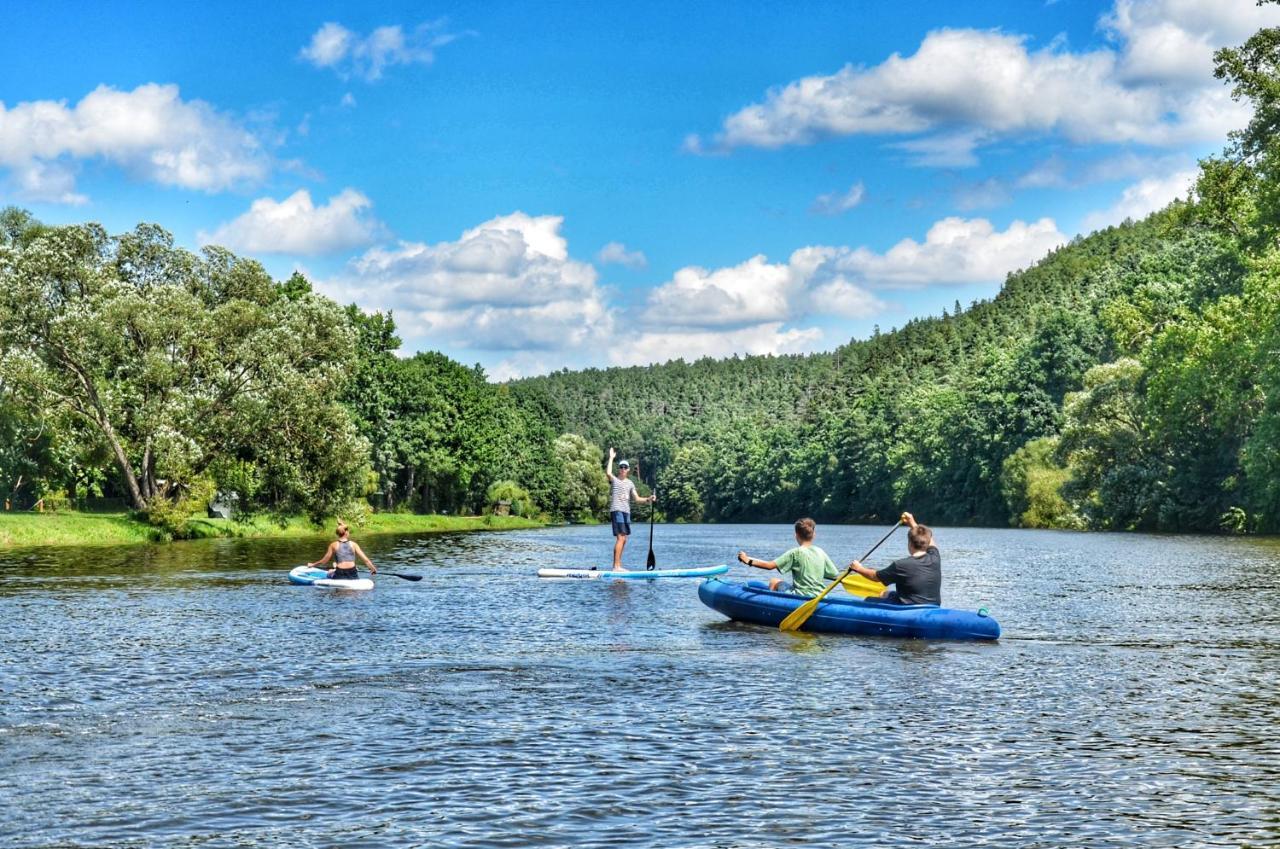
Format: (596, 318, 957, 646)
(0, 511, 544, 549)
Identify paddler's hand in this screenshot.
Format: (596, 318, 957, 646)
(369, 566, 378, 575)
(737, 551, 750, 566)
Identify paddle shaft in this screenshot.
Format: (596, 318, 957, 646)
(779, 520, 903, 632)
(646, 486, 656, 569)
(306, 564, 422, 582)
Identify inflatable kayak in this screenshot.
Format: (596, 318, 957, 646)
(288, 565, 374, 590)
(698, 578, 999, 640)
(538, 564, 729, 580)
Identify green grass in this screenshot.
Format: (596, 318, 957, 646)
(0, 510, 543, 549)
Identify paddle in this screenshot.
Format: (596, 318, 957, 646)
(379, 571, 423, 582)
(645, 466, 657, 571)
(303, 564, 422, 582)
(778, 517, 904, 632)
(841, 571, 887, 598)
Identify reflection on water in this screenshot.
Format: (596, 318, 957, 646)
(1, 524, 1279, 847)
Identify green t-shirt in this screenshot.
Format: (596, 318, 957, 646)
(774, 545, 839, 597)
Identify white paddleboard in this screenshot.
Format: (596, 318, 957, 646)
(537, 564, 729, 580)
(288, 565, 375, 590)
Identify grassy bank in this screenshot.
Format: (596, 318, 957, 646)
(0, 510, 543, 549)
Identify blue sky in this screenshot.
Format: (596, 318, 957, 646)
(1, 1, 1273, 379)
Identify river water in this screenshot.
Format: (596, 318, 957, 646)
(1, 523, 1278, 848)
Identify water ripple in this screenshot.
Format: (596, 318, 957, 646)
(1, 525, 1278, 847)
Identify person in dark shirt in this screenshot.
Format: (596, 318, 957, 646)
(846, 511, 941, 605)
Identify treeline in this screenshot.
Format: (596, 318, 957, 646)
(0, 213, 615, 534)
(514, 27, 1280, 534)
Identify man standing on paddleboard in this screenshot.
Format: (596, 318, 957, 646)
(605, 447, 656, 571)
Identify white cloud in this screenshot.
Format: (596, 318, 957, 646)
(0, 83, 270, 203)
(300, 22, 353, 68)
(614, 323, 826, 368)
(893, 131, 987, 168)
(300, 20, 462, 81)
(327, 212, 613, 353)
(1081, 169, 1198, 231)
(688, 0, 1275, 159)
(199, 188, 384, 255)
(596, 241, 648, 269)
(811, 181, 866, 215)
(327, 211, 1070, 376)
(641, 245, 892, 330)
(823, 216, 1067, 288)
(1104, 0, 1278, 85)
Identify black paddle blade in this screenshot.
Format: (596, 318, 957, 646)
(384, 572, 423, 581)
(645, 550, 656, 570)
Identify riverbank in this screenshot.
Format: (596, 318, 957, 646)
(0, 510, 543, 549)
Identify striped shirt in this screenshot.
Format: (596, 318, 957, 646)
(609, 477, 637, 514)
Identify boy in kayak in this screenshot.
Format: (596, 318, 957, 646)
(307, 521, 378, 580)
(846, 512, 940, 605)
(736, 518, 839, 596)
(606, 447, 657, 571)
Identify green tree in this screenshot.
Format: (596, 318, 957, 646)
(551, 433, 607, 520)
(0, 218, 368, 518)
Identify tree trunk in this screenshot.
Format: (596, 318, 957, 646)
(100, 420, 147, 510)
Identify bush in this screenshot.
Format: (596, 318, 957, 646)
(485, 479, 535, 516)
(144, 476, 218, 540)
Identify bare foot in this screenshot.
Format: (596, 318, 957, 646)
(611, 565, 626, 572)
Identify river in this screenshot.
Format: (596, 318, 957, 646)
(2, 524, 1278, 847)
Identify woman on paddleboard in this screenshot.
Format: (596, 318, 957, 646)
(307, 521, 378, 580)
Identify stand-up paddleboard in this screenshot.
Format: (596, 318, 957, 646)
(288, 565, 375, 590)
(537, 564, 729, 580)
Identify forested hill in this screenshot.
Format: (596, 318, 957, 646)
(514, 194, 1277, 532)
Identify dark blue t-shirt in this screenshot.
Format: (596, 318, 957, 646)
(874, 546, 941, 605)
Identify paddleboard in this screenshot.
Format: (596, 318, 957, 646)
(288, 565, 375, 590)
(537, 564, 729, 580)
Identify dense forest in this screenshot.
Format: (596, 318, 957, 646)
(513, 25, 1280, 534)
(2, 22, 1278, 535)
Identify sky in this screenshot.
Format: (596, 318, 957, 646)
(1, 0, 1275, 380)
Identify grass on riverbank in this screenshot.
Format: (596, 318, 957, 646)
(0, 510, 543, 549)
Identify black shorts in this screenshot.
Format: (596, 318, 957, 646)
(331, 567, 359, 580)
(610, 511, 631, 537)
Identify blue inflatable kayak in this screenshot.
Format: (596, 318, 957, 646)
(698, 578, 999, 640)
(288, 565, 374, 590)
(538, 564, 729, 580)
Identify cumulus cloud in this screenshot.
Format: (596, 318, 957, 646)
(811, 181, 866, 215)
(0, 83, 270, 203)
(1103, 0, 1278, 85)
(596, 241, 648, 269)
(199, 188, 384, 255)
(825, 216, 1067, 288)
(687, 0, 1275, 159)
(640, 246, 891, 331)
(299, 20, 463, 81)
(1081, 169, 1198, 231)
(327, 211, 1069, 377)
(615, 324, 826, 368)
(326, 212, 613, 354)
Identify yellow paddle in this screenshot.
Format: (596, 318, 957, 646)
(779, 517, 904, 632)
(841, 571, 887, 598)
